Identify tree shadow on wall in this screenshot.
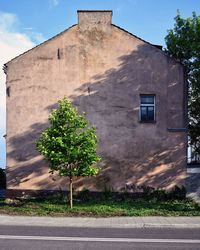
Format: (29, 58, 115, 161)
(7, 43, 186, 192)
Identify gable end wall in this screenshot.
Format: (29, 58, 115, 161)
(5, 17, 186, 194)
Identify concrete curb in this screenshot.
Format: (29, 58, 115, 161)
(0, 215, 200, 229)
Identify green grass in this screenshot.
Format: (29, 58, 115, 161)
(0, 197, 200, 217)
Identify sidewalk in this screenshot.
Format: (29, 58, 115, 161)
(0, 215, 200, 228)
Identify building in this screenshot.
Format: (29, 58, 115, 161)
(4, 10, 187, 197)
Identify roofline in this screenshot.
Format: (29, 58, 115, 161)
(112, 24, 183, 66)
(4, 24, 77, 67)
(4, 21, 183, 68)
(77, 10, 113, 13)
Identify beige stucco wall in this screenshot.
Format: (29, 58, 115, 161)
(5, 11, 187, 193)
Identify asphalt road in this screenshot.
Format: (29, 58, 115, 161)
(0, 226, 200, 250)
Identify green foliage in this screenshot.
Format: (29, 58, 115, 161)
(1, 193, 200, 216)
(36, 97, 100, 178)
(142, 185, 187, 201)
(141, 185, 186, 201)
(165, 11, 200, 154)
(168, 185, 186, 200)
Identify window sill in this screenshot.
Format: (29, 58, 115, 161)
(139, 120, 156, 124)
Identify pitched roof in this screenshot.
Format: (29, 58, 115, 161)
(112, 24, 183, 65)
(4, 24, 77, 67)
(4, 22, 182, 68)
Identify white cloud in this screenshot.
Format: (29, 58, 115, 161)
(0, 12, 47, 128)
(29, 32, 45, 44)
(23, 28, 45, 44)
(0, 12, 35, 130)
(23, 27, 33, 30)
(0, 12, 39, 167)
(0, 12, 19, 32)
(49, 0, 59, 7)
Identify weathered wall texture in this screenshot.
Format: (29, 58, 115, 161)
(5, 11, 187, 194)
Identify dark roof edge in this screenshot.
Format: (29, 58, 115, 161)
(77, 10, 113, 12)
(112, 24, 183, 66)
(4, 22, 183, 68)
(4, 24, 77, 67)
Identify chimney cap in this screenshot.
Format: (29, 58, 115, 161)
(77, 10, 113, 13)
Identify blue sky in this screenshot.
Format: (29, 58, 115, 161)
(0, 0, 200, 168)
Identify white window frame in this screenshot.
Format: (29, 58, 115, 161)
(140, 95, 156, 122)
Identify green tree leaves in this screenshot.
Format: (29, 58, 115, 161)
(165, 11, 200, 155)
(36, 97, 100, 207)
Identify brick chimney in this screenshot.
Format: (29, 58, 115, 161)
(77, 10, 112, 30)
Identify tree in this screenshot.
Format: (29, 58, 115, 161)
(165, 11, 200, 155)
(36, 97, 100, 208)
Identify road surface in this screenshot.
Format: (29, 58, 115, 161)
(0, 225, 200, 250)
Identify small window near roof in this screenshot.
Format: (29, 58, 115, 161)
(140, 95, 155, 122)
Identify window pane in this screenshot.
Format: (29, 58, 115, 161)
(141, 95, 154, 104)
(141, 106, 148, 121)
(147, 106, 154, 121)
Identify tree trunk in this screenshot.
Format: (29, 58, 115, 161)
(69, 176, 73, 209)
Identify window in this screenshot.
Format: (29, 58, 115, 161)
(140, 95, 155, 122)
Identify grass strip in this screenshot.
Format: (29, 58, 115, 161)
(0, 198, 200, 217)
